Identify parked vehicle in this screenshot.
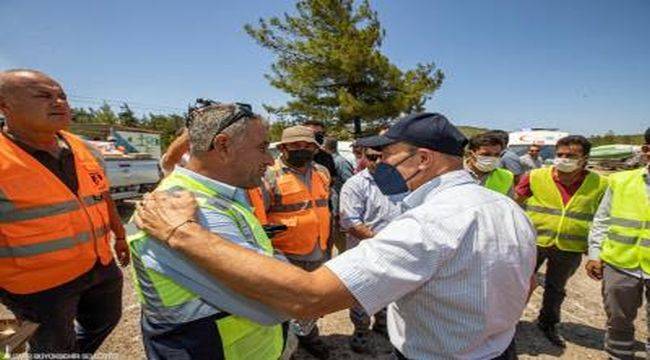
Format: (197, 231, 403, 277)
(508, 128, 570, 162)
(71, 124, 162, 202)
(588, 144, 643, 171)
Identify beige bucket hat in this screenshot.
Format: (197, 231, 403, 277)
(277, 125, 318, 147)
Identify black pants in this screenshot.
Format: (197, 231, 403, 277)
(535, 246, 583, 327)
(0, 261, 123, 356)
(391, 337, 517, 359)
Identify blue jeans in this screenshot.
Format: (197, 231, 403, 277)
(0, 261, 123, 356)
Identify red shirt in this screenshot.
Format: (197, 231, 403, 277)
(515, 169, 588, 205)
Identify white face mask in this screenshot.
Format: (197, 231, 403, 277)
(474, 155, 501, 172)
(554, 157, 582, 173)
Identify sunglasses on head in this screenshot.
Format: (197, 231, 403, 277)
(186, 99, 254, 150)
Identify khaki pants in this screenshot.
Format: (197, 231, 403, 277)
(602, 264, 649, 360)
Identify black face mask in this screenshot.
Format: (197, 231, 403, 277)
(314, 132, 325, 145)
(285, 149, 314, 167)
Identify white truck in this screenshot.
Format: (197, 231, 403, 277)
(508, 128, 570, 163)
(71, 124, 163, 202)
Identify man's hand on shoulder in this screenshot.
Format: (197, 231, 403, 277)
(134, 190, 199, 245)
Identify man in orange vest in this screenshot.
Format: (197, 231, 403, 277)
(262, 125, 331, 359)
(0, 69, 128, 356)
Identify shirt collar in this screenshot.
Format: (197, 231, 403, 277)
(2, 131, 70, 156)
(174, 166, 251, 208)
(403, 170, 476, 210)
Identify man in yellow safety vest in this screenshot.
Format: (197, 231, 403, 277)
(586, 127, 650, 360)
(465, 132, 515, 197)
(515, 135, 608, 347)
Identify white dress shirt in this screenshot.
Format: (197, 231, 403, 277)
(326, 170, 536, 359)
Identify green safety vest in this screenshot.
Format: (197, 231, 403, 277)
(127, 171, 284, 360)
(525, 167, 608, 252)
(600, 168, 650, 273)
(484, 168, 515, 195)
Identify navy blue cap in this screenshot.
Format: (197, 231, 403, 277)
(356, 112, 468, 156)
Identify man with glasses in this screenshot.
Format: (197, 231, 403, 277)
(134, 113, 536, 360)
(586, 127, 650, 360)
(127, 102, 288, 359)
(338, 145, 404, 353)
(520, 144, 543, 172)
(515, 135, 608, 348)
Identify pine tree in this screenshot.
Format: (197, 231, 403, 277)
(245, 0, 444, 135)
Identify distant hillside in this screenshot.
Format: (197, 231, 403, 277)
(457, 126, 489, 138)
(589, 133, 645, 147)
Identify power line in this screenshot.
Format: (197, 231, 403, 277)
(68, 94, 185, 113)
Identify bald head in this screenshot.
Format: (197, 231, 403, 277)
(0, 69, 51, 95)
(0, 69, 71, 135)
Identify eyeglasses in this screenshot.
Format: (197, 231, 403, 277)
(365, 154, 381, 161)
(186, 98, 254, 150)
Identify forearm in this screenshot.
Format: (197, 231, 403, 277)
(588, 188, 612, 260)
(347, 224, 374, 241)
(170, 222, 354, 319)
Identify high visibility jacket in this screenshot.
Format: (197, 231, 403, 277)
(247, 187, 268, 225)
(525, 167, 608, 252)
(265, 160, 330, 256)
(600, 168, 650, 273)
(127, 171, 284, 359)
(0, 131, 113, 294)
(484, 168, 514, 195)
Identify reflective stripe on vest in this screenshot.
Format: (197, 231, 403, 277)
(127, 171, 283, 359)
(0, 225, 108, 258)
(484, 168, 514, 195)
(265, 161, 330, 255)
(0, 130, 113, 294)
(0, 195, 104, 223)
(600, 168, 650, 273)
(525, 167, 608, 252)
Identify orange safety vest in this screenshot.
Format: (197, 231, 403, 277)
(247, 187, 268, 225)
(265, 160, 330, 255)
(0, 131, 113, 294)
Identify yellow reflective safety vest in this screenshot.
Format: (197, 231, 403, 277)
(600, 168, 650, 273)
(127, 170, 284, 359)
(525, 167, 608, 252)
(484, 168, 515, 195)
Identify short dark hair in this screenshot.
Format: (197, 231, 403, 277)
(556, 135, 592, 156)
(468, 133, 504, 151)
(303, 119, 325, 129)
(485, 130, 509, 147)
(645, 127, 650, 145)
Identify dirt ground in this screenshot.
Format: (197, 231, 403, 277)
(1, 257, 646, 360)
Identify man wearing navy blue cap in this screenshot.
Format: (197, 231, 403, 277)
(135, 112, 537, 359)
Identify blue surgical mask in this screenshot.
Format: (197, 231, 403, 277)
(372, 153, 418, 195)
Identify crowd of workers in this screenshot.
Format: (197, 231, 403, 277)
(0, 68, 649, 360)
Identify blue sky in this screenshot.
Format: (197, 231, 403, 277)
(1, 0, 648, 135)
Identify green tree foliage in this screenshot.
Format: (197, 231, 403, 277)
(589, 131, 645, 147)
(92, 103, 118, 125)
(117, 103, 139, 127)
(245, 0, 444, 135)
(71, 104, 184, 150)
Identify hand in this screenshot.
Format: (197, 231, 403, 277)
(134, 190, 198, 244)
(113, 237, 130, 267)
(585, 259, 603, 281)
